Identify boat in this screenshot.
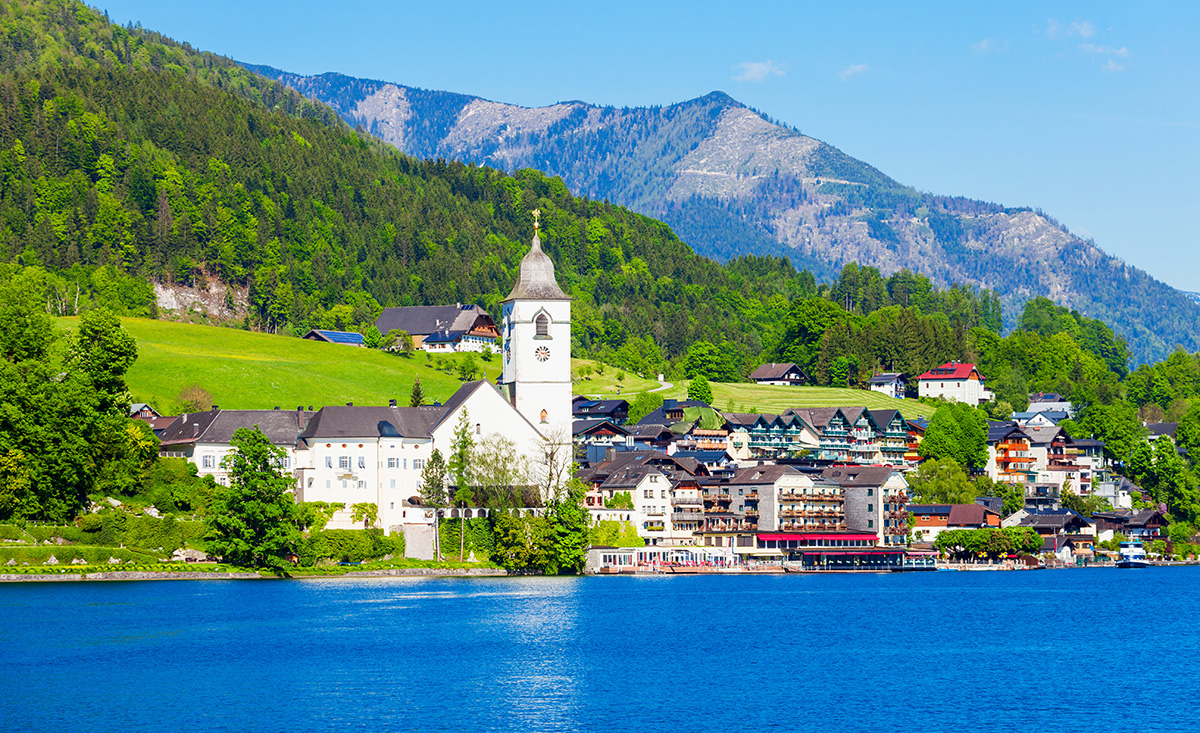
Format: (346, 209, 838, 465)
(1117, 540, 1150, 568)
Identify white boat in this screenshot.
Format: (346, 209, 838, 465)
(1117, 541, 1150, 568)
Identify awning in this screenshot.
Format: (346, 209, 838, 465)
(797, 550, 905, 556)
(757, 533, 878, 542)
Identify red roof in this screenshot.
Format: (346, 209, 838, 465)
(916, 362, 979, 381)
(757, 533, 878, 542)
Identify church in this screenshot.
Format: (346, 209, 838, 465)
(291, 214, 571, 532)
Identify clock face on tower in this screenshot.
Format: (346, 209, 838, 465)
(534, 345, 550, 362)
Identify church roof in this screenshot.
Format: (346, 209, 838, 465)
(504, 231, 570, 302)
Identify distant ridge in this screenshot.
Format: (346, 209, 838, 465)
(246, 63, 1200, 364)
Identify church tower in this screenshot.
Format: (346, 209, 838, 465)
(500, 211, 572, 442)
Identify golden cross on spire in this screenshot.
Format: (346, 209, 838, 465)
(532, 209, 541, 230)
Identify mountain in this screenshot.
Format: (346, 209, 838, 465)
(245, 65, 1200, 364)
(1, 0, 1008, 389)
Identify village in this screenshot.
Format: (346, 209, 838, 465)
(125, 224, 1178, 575)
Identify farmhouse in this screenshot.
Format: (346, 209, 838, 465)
(374, 304, 499, 353)
(748, 362, 808, 386)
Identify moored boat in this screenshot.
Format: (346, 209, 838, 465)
(1117, 540, 1150, 568)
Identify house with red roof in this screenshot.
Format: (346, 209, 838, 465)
(915, 362, 994, 405)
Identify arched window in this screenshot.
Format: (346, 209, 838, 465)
(535, 313, 550, 338)
(540, 409, 548, 424)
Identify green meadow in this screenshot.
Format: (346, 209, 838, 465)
(58, 318, 502, 413)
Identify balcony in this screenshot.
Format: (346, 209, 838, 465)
(673, 497, 704, 506)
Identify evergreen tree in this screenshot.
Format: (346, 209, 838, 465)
(419, 449, 448, 508)
(410, 378, 425, 407)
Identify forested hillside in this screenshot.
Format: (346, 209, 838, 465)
(0, 0, 1005, 384)
(248, 67, 1200, 364)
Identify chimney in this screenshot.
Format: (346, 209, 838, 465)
(346, 402, 353, 407)
(211, 405, 219, 411)
(274, 406, 280, 411)
(389, 399, 397, 407)
(192, 423, 199, 438)
(297, 406, 304, 412)
(308, 406, 314, 411)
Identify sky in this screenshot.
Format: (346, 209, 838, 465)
(99, 1, 1200, 292)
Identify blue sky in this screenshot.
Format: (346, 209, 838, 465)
(100, 1, 1200, 291)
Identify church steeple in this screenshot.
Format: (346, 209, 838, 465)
(504, 209, 569, 302)
(499, 210, 572, 443)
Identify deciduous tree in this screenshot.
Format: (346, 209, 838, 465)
(205, 427, 300, 571)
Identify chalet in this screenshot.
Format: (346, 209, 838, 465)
(867, 372, 906, 399)
(868, 409, 911, 464)
(1091, 508, 1168, 541)
(302, 329, 366, 347)
(572, 398, 630, 424)
(840, 407, 882, 463)
(986, 422, 1035, 484)
(573, 419, 630, 448)
(787, 408, 852, 462)
(722, 412, 820, 460)
(131, 404, 178, 438)
(915, 362, 993, 405)
(908, 503, 1001, 543)
(374, 304, 499, 353)
(748, 362, 808, 386)
(1013, 508, 1094, 539)
(130, 403, 161, 419)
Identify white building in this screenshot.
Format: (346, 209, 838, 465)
(867, 372, 906, 399)
(158, 407, 314, 485)
(916, 362, 994, 405)
(294, 381, 546, 531)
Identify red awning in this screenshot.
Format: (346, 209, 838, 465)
(757, 533, 878, 542)
(798, 550, 904, 555)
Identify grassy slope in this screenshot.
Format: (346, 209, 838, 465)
(571, 358, 661, 396)
(608, 380, 935, 418)
(59, 318, 501, 413)
(69, 317, 930, 418)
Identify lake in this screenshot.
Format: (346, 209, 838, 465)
(2, 567, 1196, 732)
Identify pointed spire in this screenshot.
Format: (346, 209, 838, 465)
(504, 213, 570, 302)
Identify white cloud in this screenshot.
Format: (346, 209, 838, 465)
(838, 63, 868, 81)
(733, 60, 785, 83)
(1069, 20, 1095, 38)
(972, 38, 1009, 55)
(1081, 43, 1129, 58)
(1046, 18, 1062, 38)
(1103, 59, 1126, 72)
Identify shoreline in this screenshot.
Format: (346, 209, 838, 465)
(0, 567, 514, 582)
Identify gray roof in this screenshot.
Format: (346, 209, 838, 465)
(161, 408, 315, 446)
(822, 465, 899, 487)
(867, 372, 904, 384)
(299, 405, 447, 442)
(504, 231, 569, 301)
(749, 362, 804, 380)
(1147, 422, 1179, 438)
(375, 304, 493, 338)
(1023, 425, 1065, 447)
(730, 464, 801, 485)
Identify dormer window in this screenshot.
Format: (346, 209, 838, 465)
(535, 313, 550, 337)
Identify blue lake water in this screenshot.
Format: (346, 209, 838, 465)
(2, 567, 1197, 732)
